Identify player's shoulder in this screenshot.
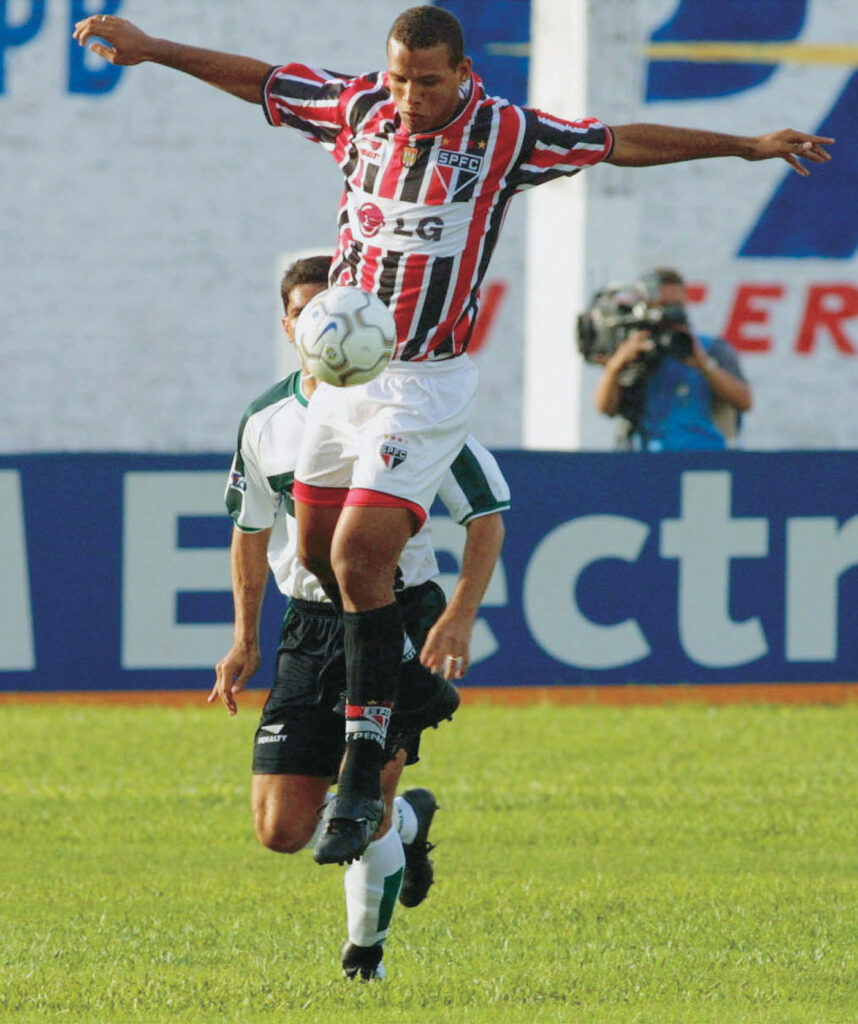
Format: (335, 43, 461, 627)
(237, 371, 307, 444)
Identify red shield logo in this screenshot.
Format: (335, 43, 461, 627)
(357, 202, 385, 238)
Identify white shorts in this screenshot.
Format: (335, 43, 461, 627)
(295, 356, 479, 525)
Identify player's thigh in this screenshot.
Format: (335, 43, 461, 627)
(252, 773, 333, 853)
(331, 504, 415, 606)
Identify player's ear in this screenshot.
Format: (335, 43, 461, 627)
(458, 56, 472, 85)
(282, 315, 294, 343)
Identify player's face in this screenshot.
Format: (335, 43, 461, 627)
(283, 282, 326, 343)
(386, 40, 471, 135)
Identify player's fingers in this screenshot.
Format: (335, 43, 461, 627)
(73, 16, 108, 42)
(801, 144, 831, 163)
(444, 654, 465, 680)
(89, 43, 117, 63)
(784, 153, 809, 177)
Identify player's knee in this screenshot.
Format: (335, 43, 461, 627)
(254, 816, 310, 855)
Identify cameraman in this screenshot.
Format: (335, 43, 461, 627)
(593, 268, 752, 451)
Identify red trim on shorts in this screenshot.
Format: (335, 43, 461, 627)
(344, 488, 427, 529)
(292, 481, 349, 509)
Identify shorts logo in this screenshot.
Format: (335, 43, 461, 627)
(230, 471, 246, 492)
(357, 202, 385, 238)
(380, 435, 409, 469)
(260, 724, 284, 734)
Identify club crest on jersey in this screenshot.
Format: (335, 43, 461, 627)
(402, 145, 420, 168)
(380, 434, 409, 469)
(357, 202, 385, 238)
(433, 148, 484, 198)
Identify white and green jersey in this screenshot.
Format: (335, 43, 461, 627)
(225, 370, 510, 602)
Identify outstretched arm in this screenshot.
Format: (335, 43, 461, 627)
(72, 15, 272, 103)
(608, 124, 834, 177)
(420, 513, 505, 680)
(210, 526, 272, 715)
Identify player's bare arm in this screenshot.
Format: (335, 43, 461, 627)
(420, 513, 505, 680)
(210, 527, 272, 715)
(608, 124, 834, 177)
(72, 15, 271, 103)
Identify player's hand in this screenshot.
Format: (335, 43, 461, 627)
(209, 642, 260, 716)
(420, 610, 472, 680)
(748, 129, 834, 176)
(72, 15, 153, 66)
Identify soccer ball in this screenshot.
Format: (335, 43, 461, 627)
(294, 286, 397, 387)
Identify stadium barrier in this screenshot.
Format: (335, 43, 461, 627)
(1, 451, 856, 700)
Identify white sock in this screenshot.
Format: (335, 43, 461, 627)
(393, 794, 418, 845)
(344, 827, 405, 947)
(301, 791, 335, 851)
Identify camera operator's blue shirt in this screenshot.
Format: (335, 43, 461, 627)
(632, 336, 744, 452)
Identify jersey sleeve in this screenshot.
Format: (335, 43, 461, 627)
(508, 108, 613, 191)
(224, 420, 279, 533)
(262, 63, 354, 147)
(437, 437, 511, 525)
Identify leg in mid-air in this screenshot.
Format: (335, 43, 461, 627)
(310, 503, 416, 866)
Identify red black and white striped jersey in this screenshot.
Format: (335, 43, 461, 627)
(263, 65, 613, 361)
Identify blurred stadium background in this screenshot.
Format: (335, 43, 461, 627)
(1, 0, 856, 697)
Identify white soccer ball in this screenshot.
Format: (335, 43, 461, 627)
(294, 286, 397, 387)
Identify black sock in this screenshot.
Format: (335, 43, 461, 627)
(342, 602, 403, 708)
(339, 603, 403, 800)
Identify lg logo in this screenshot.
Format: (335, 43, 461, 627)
(356, 202, 445, 243)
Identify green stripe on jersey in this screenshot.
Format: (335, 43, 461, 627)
(234, 371, 303, 453)
(268, 471, 295, 516)
(450, 445, 499, 515)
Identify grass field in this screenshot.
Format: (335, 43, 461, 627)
(2, 699, 857, 1023)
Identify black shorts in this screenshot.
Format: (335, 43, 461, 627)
(252, 581, 445, 776)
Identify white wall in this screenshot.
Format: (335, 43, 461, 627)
(0, 0, 525, 452)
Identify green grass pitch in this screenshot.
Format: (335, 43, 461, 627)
(2, 700, 857, 1023)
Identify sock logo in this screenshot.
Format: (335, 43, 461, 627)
(345, 704, 392, 745)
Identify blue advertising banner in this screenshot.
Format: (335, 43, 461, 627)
(1, 451, 856, 693)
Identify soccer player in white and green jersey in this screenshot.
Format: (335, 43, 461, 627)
(210, 256, 509, 981)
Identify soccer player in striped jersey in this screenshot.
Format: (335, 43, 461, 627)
(210, 255, 509, 980)
(74, 6, 834, 863)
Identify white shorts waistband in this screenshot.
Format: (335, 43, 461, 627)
(383, 355, 472, 375)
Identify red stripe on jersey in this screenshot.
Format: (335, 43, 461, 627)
(266, 67, 611, 361)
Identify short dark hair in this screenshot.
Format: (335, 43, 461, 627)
(648, 267, 685, 288)
(280, 255, 332, 312)
(387, 5, 465, 67)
